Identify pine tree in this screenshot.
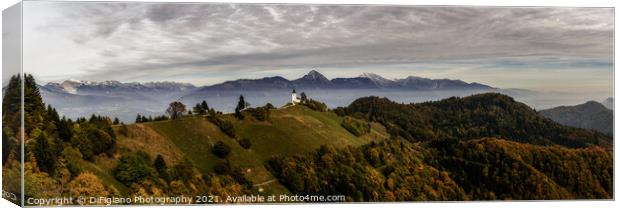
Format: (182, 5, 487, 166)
(235, 95, 249, 119)
(24, 74, 47, 134)
(193, 103, 202, 115)
(47, 105, 61, 124)
(58, 117, 73, 142)
(200, 101, 209, 113)
(2, 75, 21, 133)
(32, 131, 57, 173)
(234, 108, 243, 119)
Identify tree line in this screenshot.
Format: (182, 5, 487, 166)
(1, 74, 255, 203)
(267, 93, 613, 201)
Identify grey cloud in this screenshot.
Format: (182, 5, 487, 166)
(25, 2, 613, 86)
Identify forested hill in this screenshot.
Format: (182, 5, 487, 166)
(335, 93, 611, 148)
(268, 137, 613, 201)
(268, 93, 613, 201)
(539, 101, 613, 135)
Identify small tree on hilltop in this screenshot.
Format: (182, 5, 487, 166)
(193, 102, 205, 115)
(300, 92, 308, 103)
(166, 101, 186, 120)
(200, 101, 209, 112)
(235, 95, 250, 119)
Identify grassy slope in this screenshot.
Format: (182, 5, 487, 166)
(97, 105, 389, 195)
(67, 124, 187, 195)
(146, 105, 388, 194)
(228, 105, 389, 161)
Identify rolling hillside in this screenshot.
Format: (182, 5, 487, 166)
(104, 104, 389, 195)
(4, 75, 612, 203)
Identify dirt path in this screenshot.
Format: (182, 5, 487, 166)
(253, 179, 278, 187)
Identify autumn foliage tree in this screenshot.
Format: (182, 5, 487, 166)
(67, 172, 110, 197)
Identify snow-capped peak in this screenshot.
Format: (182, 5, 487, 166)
(60, 81, 79, 94)
(47, 79, 196, 94)
(303, 70, 328, 80)
(360, 72, 394, 86)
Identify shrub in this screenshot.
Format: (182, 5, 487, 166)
(213, 160, 231, 174)
(231, 167, 253, 187)
(170, 158, 195, 182)
(153, 115, 169, 121)
(212, 141, 231, 158)
(62, 147, 84, 177)
(238, 138, 252, 149)
(304, 99, 328, 112)
(67, 172, 109, 197)
(341, 116, 371, 137)
(71, 125, 115, 161)
(209, 116, 235, 138)
(246, 107, 270, 121)
(153, 155, 170, 181)
(113, 151, 157, 185)
(118, 124, 129, 136)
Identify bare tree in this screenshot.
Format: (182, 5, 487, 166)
(166, 101, 186, 120)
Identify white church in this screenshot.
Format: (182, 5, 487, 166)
(291, 89, 301, 104)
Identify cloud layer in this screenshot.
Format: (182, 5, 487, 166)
(22, 2, 613, 93)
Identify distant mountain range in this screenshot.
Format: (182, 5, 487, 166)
(33, 70, 581, 123)
(190, 70, 494, 92)
(539, 100, 613, 135)
(41, 70, 493, 96)
(42, 79, 196, 95)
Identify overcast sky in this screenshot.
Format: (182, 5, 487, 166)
(19, 2, 613, 93)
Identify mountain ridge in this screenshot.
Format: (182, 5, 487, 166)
(539, 100, 613, 135)
(43, 70, 495, 97)
(44, 80, 197, 95)
(340, 93, 612, 148)
(193, 70, 495, 93)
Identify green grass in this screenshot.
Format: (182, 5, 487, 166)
(97, 105, 389, 196)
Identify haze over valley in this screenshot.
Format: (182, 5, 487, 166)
(33, 70, 612, 123)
